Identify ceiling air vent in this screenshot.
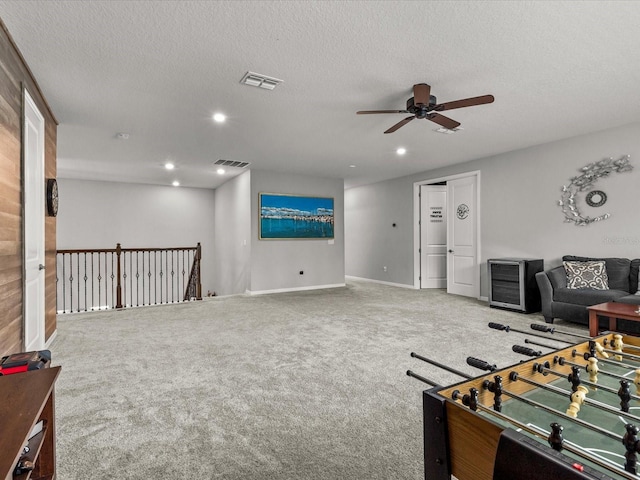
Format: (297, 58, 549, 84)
(214, 159, 251, 169)
(240, 71, 283, 90)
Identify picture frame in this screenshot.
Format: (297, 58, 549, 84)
(259, 193, 334, 240)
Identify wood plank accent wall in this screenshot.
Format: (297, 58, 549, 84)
(0, 18, 57, 357)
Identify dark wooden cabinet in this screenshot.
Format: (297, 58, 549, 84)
(0, 366, 60, 480)
(488, 258, 543, 313)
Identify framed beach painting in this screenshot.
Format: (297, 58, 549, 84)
(259, 193, 334, 240)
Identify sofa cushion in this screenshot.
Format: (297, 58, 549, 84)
(563, 261, 609, 290)
(617, 294, 640, 305)
(563, 256, 631, 291)
(632, 259, 640, 294)
(554, 287, 628, 306)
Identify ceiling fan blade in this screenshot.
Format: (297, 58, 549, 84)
(357, 110, 409, 115)
(384, 115, 415, 134)
(413, 83, 431, 105)
(435, 94, 494, 111)
(426, 113, 461, 130)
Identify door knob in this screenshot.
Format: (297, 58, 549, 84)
(39, 264, 45, 270)
(448, 249, 454, 253)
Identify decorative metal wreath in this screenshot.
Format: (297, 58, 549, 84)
(558, 155, 632, 226)
(456, 204, 469, 220)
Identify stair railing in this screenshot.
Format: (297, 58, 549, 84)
(56, 243, 202, 313)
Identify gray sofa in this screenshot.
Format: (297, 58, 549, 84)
(535, 256, 640, 327)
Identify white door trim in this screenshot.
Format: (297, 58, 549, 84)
(413, 170, 481, 297)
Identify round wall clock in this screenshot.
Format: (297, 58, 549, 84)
(46, 178, 58, 217)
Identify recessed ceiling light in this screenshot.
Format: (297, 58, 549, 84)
(165, 162, 175, 170)
(217, 168, 225, 175)
(349, 165, 357, 168)
(396, 147, 407, 155)
(213, 113, 226, 123)
(172, 181, 180, 187)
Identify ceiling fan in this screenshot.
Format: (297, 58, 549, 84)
(357, 83, 494, 134)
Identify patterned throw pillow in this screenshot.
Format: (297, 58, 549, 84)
(637, 270, 640, 295)
(563, 261, 609, 290)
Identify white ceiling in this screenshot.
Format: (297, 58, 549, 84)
(1, 1, 640, 190)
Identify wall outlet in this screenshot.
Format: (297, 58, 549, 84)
(299, 270, 304, 275)
(383, 266, 387, 272)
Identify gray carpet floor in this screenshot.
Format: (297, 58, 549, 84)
(49, 279, 587, 479)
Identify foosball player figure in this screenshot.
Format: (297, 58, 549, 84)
(482, 375, 503, 412)
(461, 387, 479, 412)
(590, 340, 609, 359)
(612, 334, 624, 361)
(619, 379, 632, 413)
(634, 369, 640, 389)
(568, 365, 582, 392)
(586, 356, 599, 387)
(548, 422, 564, 452)
(566, 386, 588, 418)
(622, 423, 640, 474)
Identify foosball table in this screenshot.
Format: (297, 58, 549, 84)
(408, 322, 640, 480)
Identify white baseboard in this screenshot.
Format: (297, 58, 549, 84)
(45, 329, 57, 349)
(345, 275, 416, 289)
(249, 283, 346, 296)
(479, 295, 489, 302)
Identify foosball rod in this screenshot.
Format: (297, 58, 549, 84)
(525, 338, 566, 350)
(406, 370, 439, 387)
(488, 322, 574, 344)
(554, 355, 637, 383)
(410, 352, 473, 379)
(572, 348, 639, 371)
(605, 337, 640, 352)
(533, 361, 640, 402)
(530, 323, 592, 340)
(477, 404, 640, 480)
(600, 347, 640, 362)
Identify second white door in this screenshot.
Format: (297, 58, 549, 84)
(446, 176, 478, 297)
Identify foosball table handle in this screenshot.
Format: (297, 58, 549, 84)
(531, 323, 554, 333)
(467, 356, 497, 372)
(513, 345, 542, 357)
(488, 322, 509, 331)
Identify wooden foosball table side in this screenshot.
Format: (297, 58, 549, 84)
(422, 333, 640, 480)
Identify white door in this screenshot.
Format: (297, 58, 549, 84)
(23, 89, 46, 351)
(420, 185, 447, 288)
(446, 175, 477, 297)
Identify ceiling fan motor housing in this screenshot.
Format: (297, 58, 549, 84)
(406, 95, 437, 118)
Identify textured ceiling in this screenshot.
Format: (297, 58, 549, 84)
(1, 1, 640, 189)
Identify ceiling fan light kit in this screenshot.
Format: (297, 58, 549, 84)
(357, 83, 494, 134)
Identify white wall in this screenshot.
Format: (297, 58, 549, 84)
(345, 176, 414, 285)
(57, 179, 216, 292)
(213, 171, 251, 296)
(345, 121, 640, 296)
(250, 170, 345, 293)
